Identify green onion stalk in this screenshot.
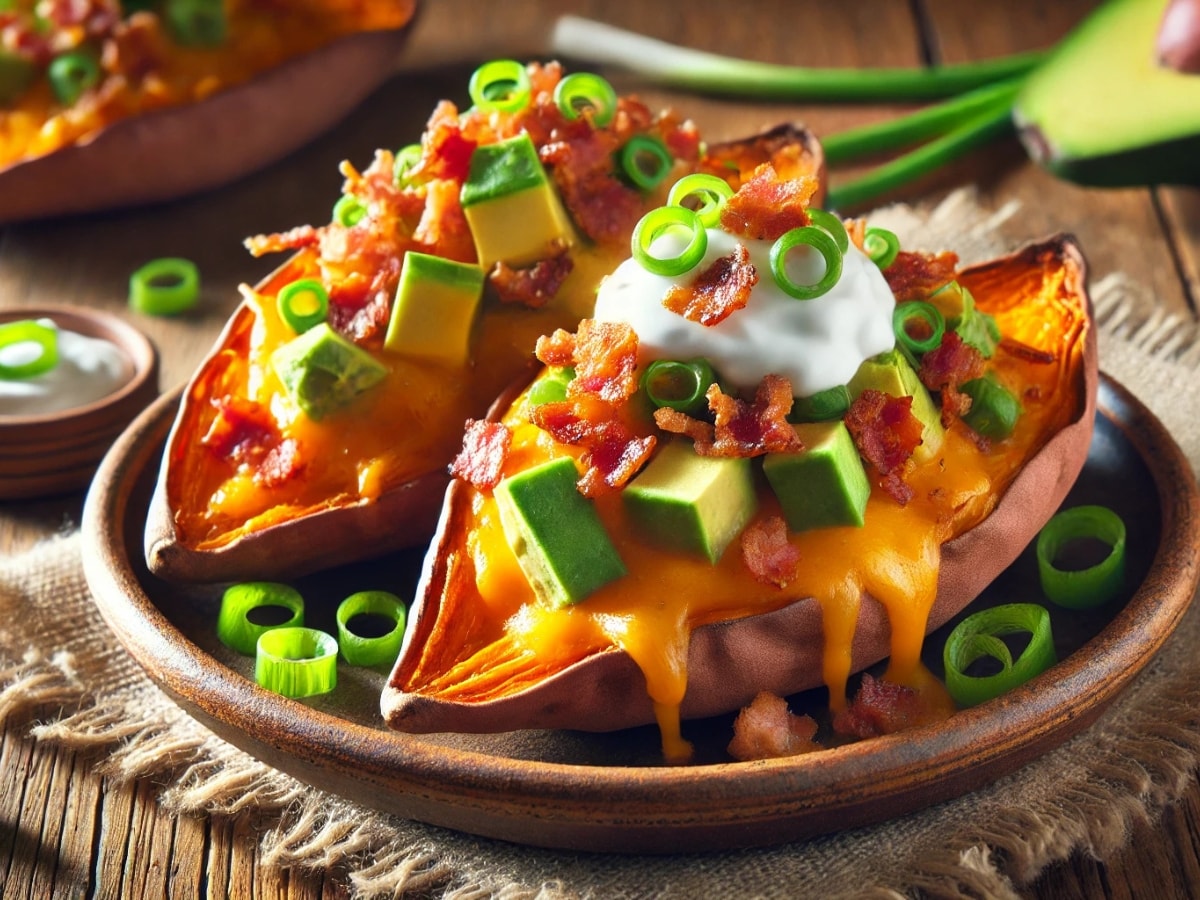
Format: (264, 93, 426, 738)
(550, 16, 1046, 101)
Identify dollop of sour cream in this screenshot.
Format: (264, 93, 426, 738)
(0, 319, 132, 417)
(593, 228, 897, 396)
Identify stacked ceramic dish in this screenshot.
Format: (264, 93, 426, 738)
(0, 307, 158, 500)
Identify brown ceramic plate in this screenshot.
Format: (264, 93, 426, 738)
(81, 374, 1199, 853)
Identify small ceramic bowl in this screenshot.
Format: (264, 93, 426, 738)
(0, 306, 159, 500)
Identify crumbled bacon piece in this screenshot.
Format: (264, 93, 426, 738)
(741, 516, 800, 587)
(719, 162, 818, 241)
(256, 438, 303, 489)
(409, 100, 477, 183)
(728, 692, 820, 761)
(531, 401, 655, 496)
(449, 419, 512, 490)
(489, 250, 574, 308)
(883, 250, 959, 302)
(535, 320, 639, 404)
(200, 396, 301, 488)
(845, 390, 923, 505)
(327, 287, 391, 345)
(653, 406, 714, 446)
(662, 243, 757, 326)
(201, 396, 274, 463)
(832, 674, 926, 739)
(244, 225, 320, 257)
(412, 177, 474, 263)
(918, 332, 986, 427)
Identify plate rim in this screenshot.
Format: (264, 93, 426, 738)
(81, 372, 1200, 851)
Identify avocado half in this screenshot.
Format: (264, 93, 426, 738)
(1013, 0, 1200, 187)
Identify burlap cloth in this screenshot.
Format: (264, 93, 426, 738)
(2, 191, 1199, 899)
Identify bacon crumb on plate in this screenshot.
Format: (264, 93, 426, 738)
(728, 692, 820, 761)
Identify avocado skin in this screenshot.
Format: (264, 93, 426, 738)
(1013, 0, 1200, 188)
(1018, 123, 1200, 187)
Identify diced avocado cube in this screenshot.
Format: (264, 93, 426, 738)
(623, 440, 757, 563)
(763, 421, 871, 533)
(271, 323, 387, 421)
(927, 281, 999, 358)
(383, 251, 485, 366)
(494, 457, 626, 608)
(927, 280, 970, 320)
(459, 133, 575, 268)
(847, 349, 944, 463)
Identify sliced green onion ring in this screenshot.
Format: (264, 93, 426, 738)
(554, 71, 618, 126)
(666, 173, 734, 227)
(393, 143, 422, 186)
(618, 134, 674, 191)
(255, 627, 338, 698)
(1036, 505, 1127, 609)
(276, 279, 329, 334)
(165, 0, 227, 46)
(789, 384, 851, 422)
(333, 194, 367, 227)
(128, 257, 200, 316)
(943, 603, 1057, 707)
(864, 227, 901, 269)
(631, 206, 708, 277)
(770, 226, 843, 300)
(806, 209, 850, 254)
(336, 591, 407, 667)
(468, 59, 531, 113)
(217, 582, 304, 656)
(0, 319, 58, 380)
(48, 51, 100, 106)
(641, 358, 716, 416)
(893, 300, 945, 356)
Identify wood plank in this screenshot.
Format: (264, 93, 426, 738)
(53, 753, 103, 898)
(0, 729, 37, 895)
(1159, 188, 1200, 318)
(5, 738, 64, 898)
(93, 777, 136, 900)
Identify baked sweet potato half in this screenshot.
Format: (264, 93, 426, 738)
(0, 1, 417, 223)
(143, 59, 825, 583)
(381, 222, 1097, 761)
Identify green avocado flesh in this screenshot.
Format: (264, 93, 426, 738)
(847, 349, 945, 464)
(623, 440, 758, 563)
(270, 323, 387, 421)
(763, 421, 871, 533)
(495, 457, 627, 608)
(1014, 0, 1200, 186)
(459, 133, 547, 207)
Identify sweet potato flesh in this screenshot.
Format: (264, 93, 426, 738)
(394, 242, 1091, 749)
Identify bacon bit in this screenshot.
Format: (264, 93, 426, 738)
(538, 320, 639, 404)
(999, 336, 1057, 365)
(883, 250, 959, 302)
(652, 375, 802, 458)
(489, 249, 574, 308)
(653, 406, 714, 445)
(449, 419, 512, 491)
(257, 438, 304, 489)
(327, 287, 391, 345)
(845, 390, 923, 505)
(409, 100, 477, 184)
(843, 217, 868, 252)
(662, 243, 758, 326)
(201, 396, 274, 463)
(244, 225, 320, 257)
(728, 692, 820, 761)
(742, 516, 801, 587)
(719, 162, 818, 241)
(918, 332, 986, 427)
(531, 401, 655, 496)
(534, 328, 576, 368)
(832, 674, 926, 739)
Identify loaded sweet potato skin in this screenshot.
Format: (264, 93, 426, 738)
(381, 236, 1096, 739)
(143, 111, 825, 583)
(0, 3, 418, 223)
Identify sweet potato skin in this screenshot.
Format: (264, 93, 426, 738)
(0, 25, 413, 225)
(381, 236, 1098, 735)
(143, 124, 826, 584)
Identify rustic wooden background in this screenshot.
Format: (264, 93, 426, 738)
(2, 0, 1198, 895)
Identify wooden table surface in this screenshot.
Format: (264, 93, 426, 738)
(2, 1, 1198, 896)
